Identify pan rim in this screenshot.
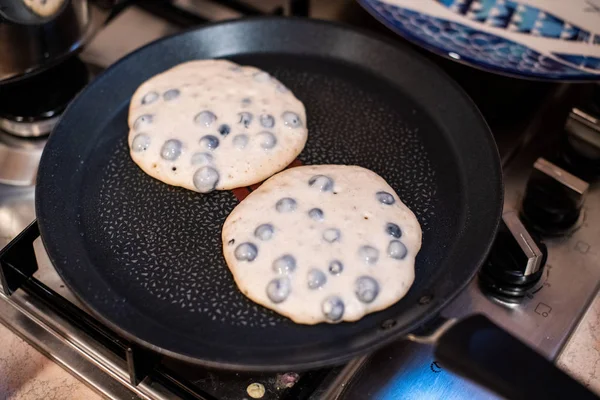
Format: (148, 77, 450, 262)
(36, 16, 503, 371)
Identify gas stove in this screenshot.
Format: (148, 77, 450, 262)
(1, 1, 600, 399)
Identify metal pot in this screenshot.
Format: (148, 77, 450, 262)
(0, 0, 108, 84)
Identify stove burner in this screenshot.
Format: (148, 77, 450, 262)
(0, 56, 89, 137)
(0, 115, 62, 137)
(0, 57, 86, 184)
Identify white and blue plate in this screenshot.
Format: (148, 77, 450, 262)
(358, 0, 600, 80)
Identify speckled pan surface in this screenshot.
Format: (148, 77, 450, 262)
(35, 18, 502, 370)
(223, 165, 422, 324)
(128, 59, 307, 192)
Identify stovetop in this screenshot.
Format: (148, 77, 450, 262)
(1, 1, 600, 400)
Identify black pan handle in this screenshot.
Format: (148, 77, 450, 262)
(433, 314, 598, 400)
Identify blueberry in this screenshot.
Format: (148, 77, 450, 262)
(218, 124, 231, 136)
(323, 228, 341, 243)
(272, 255, 296, 274)
(163, 89, 180, 101)
(193, 166, 219, 193)
(385, 223, 402, 238)
(254, 224, 274, 241)
(238, 112, 253, 128)
(355, 276, 379, 303)
(232, 134, 249, 149)
(194, 110, 217, 127)
(307, 269, 327, 290)
(234, 242, 258, 262)
(241, 98, 252, 107)
(308, 208, 324, 221)
(254, 71, 270, 82)
(266, 277, 291, 303)
(282, 111, 302, 128)
(257, 131, 277, 149)
(328, 260, 343, 275)
(131, 133, 151, 152)
(275, 197, 297, 213)
(308, 175, 334, 192)
(160, 139, 182, 161)
(199, 135, 219, 150)
(141, 91, 159, 105)
(388, 240, 408, 260)
(133, 114, 153, 130)
(322, 296, 344, 322)
(260, 114, 275, 128)
(376, 191, 395, 205)
(358, 245, 379, 265)
(191, 152, 213, 166)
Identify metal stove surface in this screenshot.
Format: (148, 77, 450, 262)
(0, 134, 44, 186)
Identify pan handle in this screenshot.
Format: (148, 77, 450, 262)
(432, 314, 598, 400)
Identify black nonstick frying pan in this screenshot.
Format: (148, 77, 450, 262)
(35, 18, 596, 399)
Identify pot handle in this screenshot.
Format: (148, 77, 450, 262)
(433, 314, 598, 400)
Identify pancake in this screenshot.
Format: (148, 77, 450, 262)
(128, 59, 308, 193)
(222, 165, 422, 324)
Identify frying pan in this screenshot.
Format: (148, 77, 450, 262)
(35, 17, 596, 399)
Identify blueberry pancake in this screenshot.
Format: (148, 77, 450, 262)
(222, 165, 422, 324)
(128, 59, 308, 193)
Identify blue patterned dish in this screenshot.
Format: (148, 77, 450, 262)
(358, 0, 600, 80)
